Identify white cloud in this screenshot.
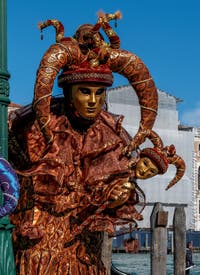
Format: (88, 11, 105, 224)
(181, 102, 200, 127)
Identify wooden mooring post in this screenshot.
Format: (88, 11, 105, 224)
(173, 207, 186, 275)
(150, 203, 186, 275)
(150, 202, 168, 275)
(102, 232, 112, 275)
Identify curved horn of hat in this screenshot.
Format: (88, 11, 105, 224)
(38, 19, 65, 43)
(165, 152, 186, 190)
(109, 50, 158, 155)
(97, 11, 122, 49)
(33, 22, 84, 144)
(145, 129, 164, 149)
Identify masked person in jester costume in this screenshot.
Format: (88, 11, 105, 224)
(8, 11, 184, 275)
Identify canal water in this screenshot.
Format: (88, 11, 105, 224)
(112, 253, 200, 275)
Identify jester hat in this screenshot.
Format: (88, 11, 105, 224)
(33, 11, 158, 155)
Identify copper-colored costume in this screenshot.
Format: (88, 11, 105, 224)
(9, 105, 145, 274)
(8, 12, 160, 275)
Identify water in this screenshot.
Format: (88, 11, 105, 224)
(112, 253, 200, 275)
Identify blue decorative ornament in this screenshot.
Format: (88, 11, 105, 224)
(0, 156, 19, 217)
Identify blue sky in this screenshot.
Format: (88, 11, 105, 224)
(7, 0, 200, 126)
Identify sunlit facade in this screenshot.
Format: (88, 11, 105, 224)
(192, 128, 200, 230)
(107, 85, 194, 230)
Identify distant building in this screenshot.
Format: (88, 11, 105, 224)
(185, 127, 200, 231)
(107, 85, 194, 230)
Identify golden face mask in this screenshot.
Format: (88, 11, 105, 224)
(135, 157, 159, 179)
(71, 84, 106, 120)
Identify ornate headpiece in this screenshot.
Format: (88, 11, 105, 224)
(140, 130, 186, 190)
(58, 61, 113, 87)
(34, 11, 158, 150)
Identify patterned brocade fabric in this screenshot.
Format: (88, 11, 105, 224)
(10, 108, 143, 275)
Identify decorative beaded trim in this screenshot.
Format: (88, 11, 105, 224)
(58, 72, 113, 85)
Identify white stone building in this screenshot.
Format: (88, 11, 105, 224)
(107, 85, 194, 230)
(190, 127, 200, 231)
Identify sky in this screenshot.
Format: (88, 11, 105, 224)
(6, 0, 200, 126)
